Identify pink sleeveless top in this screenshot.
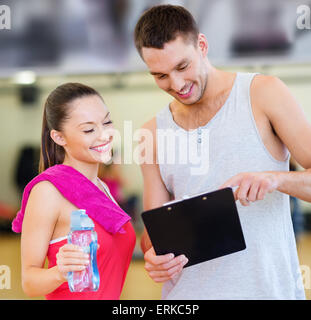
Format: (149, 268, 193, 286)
(11, 164, 136, 300)
(46, 220, 135, 300)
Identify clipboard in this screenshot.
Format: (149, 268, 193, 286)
(141, 188, 246, 268)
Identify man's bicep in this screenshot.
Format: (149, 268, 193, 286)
(140, 117, 171, 210)
(261, 76, 311, 169)
(140, 162, 171, 211)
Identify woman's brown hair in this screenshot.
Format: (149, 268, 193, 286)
(39, 82, 101, 173)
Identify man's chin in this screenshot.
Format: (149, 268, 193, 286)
(175, 95, 201, 106)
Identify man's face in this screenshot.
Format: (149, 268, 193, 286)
(142, 35, 208, 105)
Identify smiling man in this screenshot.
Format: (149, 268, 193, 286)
(134, 5, 311, 300)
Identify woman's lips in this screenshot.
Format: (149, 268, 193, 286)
(177, 83, 194, 99)
(90, 142, 111, 153)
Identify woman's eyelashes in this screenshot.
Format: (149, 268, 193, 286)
(83, 121, 113, 134)
(83, 129, 95, 133)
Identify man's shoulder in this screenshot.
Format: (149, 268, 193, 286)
(141, 116, 156, 131)
(251, 74, 285, 97)
(250, 74, 289, 112)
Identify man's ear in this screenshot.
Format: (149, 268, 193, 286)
(50, 129, 67, 147)
(197, 33, 208, 57)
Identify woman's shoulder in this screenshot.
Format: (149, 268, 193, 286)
(28, 180, 64, 210)
(31, 179, 61, 195)
(21, 180, 63, 231)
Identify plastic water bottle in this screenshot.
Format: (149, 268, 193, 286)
(67, 209, 100, 292)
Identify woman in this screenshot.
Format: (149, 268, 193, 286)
(12, 83, 136, 299)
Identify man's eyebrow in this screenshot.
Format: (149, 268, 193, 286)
(149, 59, 189, 76)
(78, 112, 110, 127)
(175, 59, 189, 68)
(150, 71, 163, 76)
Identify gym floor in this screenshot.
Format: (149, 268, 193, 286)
(0, 231, 310, 300)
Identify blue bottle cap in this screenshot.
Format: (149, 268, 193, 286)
(71, 209, 94, 231)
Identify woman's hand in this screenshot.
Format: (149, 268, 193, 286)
(56, 244, 90, 281)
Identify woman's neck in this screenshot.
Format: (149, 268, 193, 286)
(62, 157, 99, 185)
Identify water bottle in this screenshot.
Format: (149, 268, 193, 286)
(67, 209, 100, 292)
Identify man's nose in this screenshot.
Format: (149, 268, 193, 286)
(170, 74, 185, 93)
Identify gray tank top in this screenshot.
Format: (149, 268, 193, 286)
(156, 72, 305, 300)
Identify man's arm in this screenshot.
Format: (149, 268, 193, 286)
(139, 117, 171, 252)
(138, 117, 188, 282)
(221, 75, 311, 204)
(140, 160, 170, 252)
(261, 75, 311, 201)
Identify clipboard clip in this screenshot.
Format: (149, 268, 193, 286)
(163, 188, 233, 207)
(163, 195, 190, 207)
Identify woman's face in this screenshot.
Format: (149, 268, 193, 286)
(52, 94, 114, 165)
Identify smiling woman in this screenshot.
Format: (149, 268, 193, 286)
(40, 83, 114, 171)
(11, 82, 136, 300)
(78, 111, 113, 160)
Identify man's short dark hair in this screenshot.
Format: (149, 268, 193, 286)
(134, 5, 199, 58)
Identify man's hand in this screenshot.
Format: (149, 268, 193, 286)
(219, 172, 280, 206)
(144, 247, 188, 283)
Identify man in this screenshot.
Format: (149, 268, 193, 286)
(134, 4, 311, 299)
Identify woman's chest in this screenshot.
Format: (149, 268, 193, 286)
(52, 197, 78, 240)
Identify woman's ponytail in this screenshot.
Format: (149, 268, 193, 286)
(38, 105, 65, 173)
